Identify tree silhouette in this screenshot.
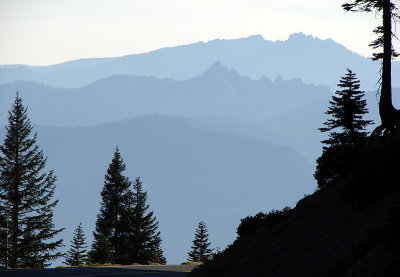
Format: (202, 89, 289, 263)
(343, 0, 400, 135)
(63, 223, 87, 266)
(188, 221, 213, 263)
(315, 70, 372, 188)
(126, 177, 166, 264)
(0, 94, 64, 269)
(95, 147, 131, 264)
(94, 149, 165, 265)
(319, 69, 373, 147)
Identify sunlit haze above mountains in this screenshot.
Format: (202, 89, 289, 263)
(0, 0, 388, 65)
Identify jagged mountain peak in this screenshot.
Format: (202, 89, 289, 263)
(200, 61, 242, 80)
(288, 32, 314, 40)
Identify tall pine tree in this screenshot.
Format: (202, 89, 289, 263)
(315, 69, 373, 188)
(63, 223, 87, 266)
(0, 94, 64, 269)
(95, 147, 131, 264)
(127, 177, 166, 264)
(94, 149, 165, 265)
(188, 221, 213, 263)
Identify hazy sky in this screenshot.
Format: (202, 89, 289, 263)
(0, 0, 394, 66)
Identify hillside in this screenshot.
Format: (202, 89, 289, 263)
(189, 133, 400, 276)
(1, 33, 399, 90)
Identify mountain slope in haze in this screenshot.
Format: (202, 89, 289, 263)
(1, 63, 389, 166)
(1, 33, 398, 90)
(0, 62, 330, 126)
(0, 115, 315, 265)
(189, 134, 400, 277)
(188, 85, 399, 165)
(187, 101, 329, 165)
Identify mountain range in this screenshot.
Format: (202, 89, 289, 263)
(1, 60, 388, 164)
(1, 33, 399, 90)
(0, 61, 331, 127)
(0, 32, 396, 266)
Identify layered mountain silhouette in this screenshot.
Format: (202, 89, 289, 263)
(0, 61, 331, 126)
(1, 33, 396, 268)
(0, 115, 315, 265)
(1, 61, 391, 165)
(1, 33, 399, 90)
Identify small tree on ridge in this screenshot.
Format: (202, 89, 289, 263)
(315, 69, 373, 188)
(188, 221, 213, 263)
(63, 223, 87, 266)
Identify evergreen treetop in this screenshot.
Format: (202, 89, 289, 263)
(94, 149, 165, 265)
(95, 146, 131, 264)
(0, 93, 64, 269)
(63, 223, 87, 266)
(319, 69, 373, 148)
(127, 177, 166, 264)
(315, 69, 373, 188)
(188, 221, 213, 263)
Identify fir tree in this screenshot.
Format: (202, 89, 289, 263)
(319, 69, 373, 148)
(127, 177, 166, 264)
(88, 232, 112, 265)
(0, 94, 64, 269)
(95, 147, 131, 264)
(315, 70, 373, 188)
(188, 221, 213, 263)
(63, 223, 87, 266)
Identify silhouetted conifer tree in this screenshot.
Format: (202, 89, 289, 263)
(320, 69, 372, 147)
(127, 177, 166, 264)
(63, 223, 87, 266)
(343, 0, 400, 133)
(188, 221, 213, 262)
(95, 147, 131, 264)
(88, 232, 112, 265)
(315, 70, 372, 188)
(0, 94, 64, 269)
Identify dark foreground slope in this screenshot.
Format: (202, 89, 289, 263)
(189, 134, 400, 277)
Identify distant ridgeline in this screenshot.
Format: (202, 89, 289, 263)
(1, 32, 399, 90)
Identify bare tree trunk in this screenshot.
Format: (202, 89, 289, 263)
(379, 0, 397, 129)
